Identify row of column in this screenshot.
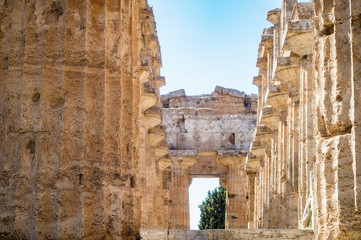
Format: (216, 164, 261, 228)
(246, 0, 313, 230)
(247, 0, 361, 239)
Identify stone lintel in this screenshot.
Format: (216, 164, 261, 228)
(267, 8, 281, 24)
(217, 150, 247, 168)
(218, 149, 248, 157)
(282, 19, 313, 56)
(169, 150, 198, 170)
(197, 151, 217, 156)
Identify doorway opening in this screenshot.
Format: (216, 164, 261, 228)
(188, 178, 220, 230)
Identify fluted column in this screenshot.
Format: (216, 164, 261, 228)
(247, 172, 256, 229)
(218, 151, 248, 229)
(169, 151, 197, 230)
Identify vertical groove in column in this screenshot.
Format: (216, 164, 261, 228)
(0, 0, 15, 235)
(119, 0, 136, 238)
(170, 167, 190, 230)
(140, 131, 149, 228)
(104, 0, 122, 237)
(351, 0, 361, 213)
(59, 0, 87, 238)
(130, 0, 142, 233)
(36, 0, 67, 239)
(82, 0, 105, 238)
(14, 0, 46, 238)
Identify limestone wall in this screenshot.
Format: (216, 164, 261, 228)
(0, 0, 165, 239)
(247, 0, 361, 239)
(161, 87, 257, 230)
(162, 87, 257, 152)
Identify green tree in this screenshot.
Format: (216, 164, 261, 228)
(198, 186, 226, 229)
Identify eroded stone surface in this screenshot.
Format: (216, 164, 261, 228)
(140, 229, 314, 240)
(246, 1, 361, 239)
(161, 87, 257, 229)
(0, 0, 165, 239)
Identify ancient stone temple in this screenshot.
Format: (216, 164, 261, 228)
(161, 87, 257, 230)
(1, 0, 361, 239)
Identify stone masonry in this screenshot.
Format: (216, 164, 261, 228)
(1, 0, 361, 239)
(246, 0, 361, 239)
(161, 87, 257, 230)
(0, 0, 165, 239)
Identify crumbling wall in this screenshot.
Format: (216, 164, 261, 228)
(162, 87, 257, 229)
(0, 0, 165, 239)
(162, 86, 257, 115)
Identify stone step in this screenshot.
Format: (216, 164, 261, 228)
(141, 229, 314, 240)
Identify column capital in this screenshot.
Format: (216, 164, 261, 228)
(169, 150, 198, 170)
(217, 150, 247, 168)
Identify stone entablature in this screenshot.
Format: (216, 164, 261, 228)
(161, 87, 257, 230)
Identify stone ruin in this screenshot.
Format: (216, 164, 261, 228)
(0, 0, 361, 239)
(161, 87, 257, 230)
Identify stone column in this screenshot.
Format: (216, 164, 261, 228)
(247, 172, 256, 229)
(218, 151, 248, 229)
(312, 1, 361, 238)
(169, 150, 197, 230)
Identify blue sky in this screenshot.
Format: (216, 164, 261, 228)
(148, 0, 283, 96)
(147, 0, 284, 230)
